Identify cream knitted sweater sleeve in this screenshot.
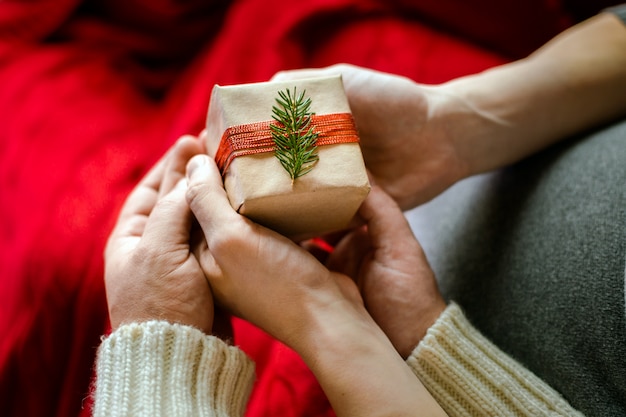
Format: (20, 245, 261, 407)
(407, 303, 584, 417)
(92, 321, 255, 417)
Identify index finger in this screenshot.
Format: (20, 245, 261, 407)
(112, 153, 167, 235)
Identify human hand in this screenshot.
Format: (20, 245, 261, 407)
(185, 154, 448, 417)
(272, 64, 469, 210)
(326, 185, 447, 358)
(275, 43, 626, 210)
(184, 153, 366, 349)
(104, 136, 214, 334)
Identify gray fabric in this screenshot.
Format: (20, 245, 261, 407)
(406, 118, 626, 417)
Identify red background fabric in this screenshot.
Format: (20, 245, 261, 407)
(0, 0, 615, 416)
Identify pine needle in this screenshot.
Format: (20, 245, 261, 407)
(270, 87, 319, 183)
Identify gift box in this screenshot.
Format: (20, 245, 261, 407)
(205, 75, 370, 239)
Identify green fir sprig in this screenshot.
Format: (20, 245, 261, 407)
(270, 87, 319, 183)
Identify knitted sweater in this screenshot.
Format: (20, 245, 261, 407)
(406, 304, 584, 416)
(92, 303, 583, 416)
(92, 321, 255, 417)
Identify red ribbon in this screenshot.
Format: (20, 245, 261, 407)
(215, 112, 360, 175)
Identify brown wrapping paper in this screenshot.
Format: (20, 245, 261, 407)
(205, 75, 370, 238)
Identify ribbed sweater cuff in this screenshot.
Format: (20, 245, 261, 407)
(93, 321, 255, 417)
(406, 303, 583, 417)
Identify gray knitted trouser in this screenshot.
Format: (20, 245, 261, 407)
(407, 118, 626, 417)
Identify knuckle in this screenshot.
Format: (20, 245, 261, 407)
(206, 222, 249, 255)
(154, 195, 179, 213)
(131, 241, 160, 266)
(185, 179, 208, 208)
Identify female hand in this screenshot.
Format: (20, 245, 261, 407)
(104, 136, 214, 333)
(327, 185, 447, 358)
(185, 153, 448, 416)
(184, 153, 363, 348)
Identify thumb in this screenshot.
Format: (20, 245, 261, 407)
(185, 154, 239, 239)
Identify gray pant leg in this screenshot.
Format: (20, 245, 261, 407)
(407, 119, 626, 417)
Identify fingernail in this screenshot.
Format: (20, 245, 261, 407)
(186, 154, 209, 179)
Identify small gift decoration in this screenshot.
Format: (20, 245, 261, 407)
(205, 75, 370, 239)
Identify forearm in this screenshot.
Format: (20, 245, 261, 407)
(440, 12, 626, 177)
(407, 304, 583, 417)
(92, 321, 255, 417)
(292, 297, 448, 417)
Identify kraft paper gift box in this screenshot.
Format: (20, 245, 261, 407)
(204, 75, 370, 239)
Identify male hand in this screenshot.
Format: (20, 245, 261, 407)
(327, 185, 447, 358)
(104, 136, 214, 334)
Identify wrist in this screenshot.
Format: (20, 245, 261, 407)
(108, 297, 214, 335)
(298, 301, 387, 364)
(289, 285, 448, 416)
(283, 273, 380, 356)
(434, 75, 519, 178)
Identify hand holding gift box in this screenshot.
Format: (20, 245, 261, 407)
(204, 75, 370, 239)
